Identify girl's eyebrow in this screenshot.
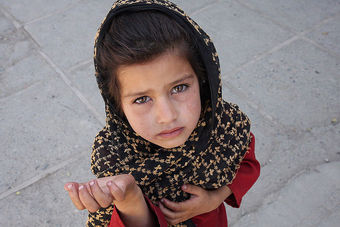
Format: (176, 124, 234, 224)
(123, 74, 195, 98)
(169, 74, 194, 87)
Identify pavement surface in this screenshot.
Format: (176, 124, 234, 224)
(0, 0, 339, 226)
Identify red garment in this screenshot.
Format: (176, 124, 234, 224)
(109, 133, 260, 227)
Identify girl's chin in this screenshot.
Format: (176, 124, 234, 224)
(152, 138, 187, 149)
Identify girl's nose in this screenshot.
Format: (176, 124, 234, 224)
(155, 97, 178, 124)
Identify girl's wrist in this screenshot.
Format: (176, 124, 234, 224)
(115, 185, 156, 227)
(210, 186, 232, 208)
(115, 183, 143, 211)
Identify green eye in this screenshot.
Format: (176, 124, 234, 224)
(172, 84, 188, 94)
(134, 96, 150, 104)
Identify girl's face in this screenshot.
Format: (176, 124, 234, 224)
(118, 51, 201, 148)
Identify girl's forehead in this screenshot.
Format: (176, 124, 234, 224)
(117, 52, 196, 96)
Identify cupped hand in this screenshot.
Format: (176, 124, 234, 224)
(64, 174, 137, 213)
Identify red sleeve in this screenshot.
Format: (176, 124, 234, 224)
(225, 132, 260, 208)
(109, 195, 168, 227)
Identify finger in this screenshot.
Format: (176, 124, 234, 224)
(78, 184, 100, 213)
(64, 183, 85, 210)
(89, 180, 113, 208)
(85, 183, 93, 197)
(96, 177, 114, 194)
(107, 181, 125, 201)
(181, 184, 202, 196)
(159, 201, 180, 220)
(114, 177, 128, 193)
(159, 202, 185, 225)
(161, 198, 184, 212)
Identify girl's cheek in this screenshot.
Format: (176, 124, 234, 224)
(127, 103, 152, 115)
(126, 110, 153, 136)
(122, 103, 152, 127)
(187, 99, 201, 117)
(177, 88, 201, 110)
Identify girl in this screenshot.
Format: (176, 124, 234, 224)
(65, 0, 260, 226)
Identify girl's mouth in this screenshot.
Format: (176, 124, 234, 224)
(157, 127, 184, 138)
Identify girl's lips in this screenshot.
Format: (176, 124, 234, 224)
(157, 127, 184, 138)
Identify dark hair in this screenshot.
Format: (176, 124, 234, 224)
(96, 10, 206, 115)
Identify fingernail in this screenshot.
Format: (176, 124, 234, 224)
(161, 198, 165, 203)
(107, 181, 112, 186)
(89, 181, 94, 186)
(67, 184, 73, 190)
(79, 185, 84, 190)
(182, 185, 187, 190)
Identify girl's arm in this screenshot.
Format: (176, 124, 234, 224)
(159, 184, 232, 225)
(110, 194, 168, 227)
(159, 132, 260, 225)
(225, 132, 260, 207)
(110, 178, 156, 227)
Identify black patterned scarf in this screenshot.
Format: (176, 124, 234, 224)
(87, 0, 251, 226)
